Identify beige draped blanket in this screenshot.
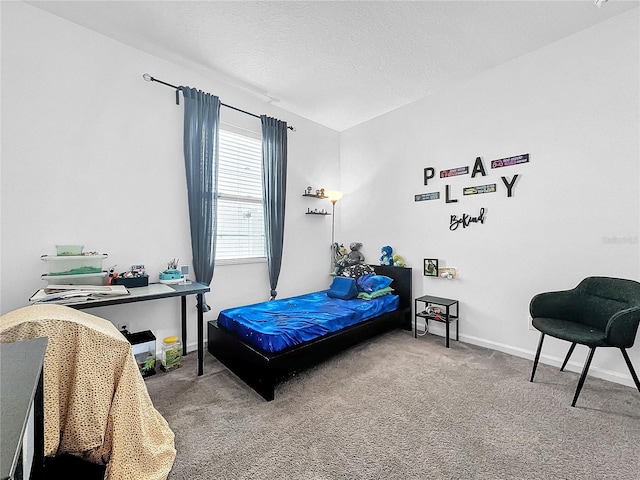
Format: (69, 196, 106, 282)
(0, 304, 176, 480)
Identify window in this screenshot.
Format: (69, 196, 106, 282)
(216, 126, 266, 263)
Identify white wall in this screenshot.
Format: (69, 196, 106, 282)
(0, 2, 341, 350)
(3, 2, 639, 388)
(339, 9, 640, 386)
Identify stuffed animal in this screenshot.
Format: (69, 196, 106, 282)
(392, 254, 406, 267)
(331, 243, 349, 276)
(346, 242, 365, 266)
(380, 245, 393, 266)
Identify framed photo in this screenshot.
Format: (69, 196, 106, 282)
(424, 258, 438, 277)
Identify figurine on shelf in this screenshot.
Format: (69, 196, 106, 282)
(306, 186, 313, 195)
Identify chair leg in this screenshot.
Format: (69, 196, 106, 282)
(560, 343, 577, 371)
(572, 347, 596, 407)
(620, 348, 640, 392)
(530, 333, 545, 382)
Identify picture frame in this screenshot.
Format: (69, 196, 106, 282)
(424, 258, 438, 277)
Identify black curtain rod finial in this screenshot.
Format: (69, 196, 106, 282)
(143, 72, 295, 130)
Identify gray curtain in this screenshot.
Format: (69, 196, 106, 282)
(261, 116, 288, 300)
(182, 87, 221, 311)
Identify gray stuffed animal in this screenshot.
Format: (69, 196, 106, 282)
(346, 242, 365, 266)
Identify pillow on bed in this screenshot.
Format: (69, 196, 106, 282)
(340, 264, 375, 280)
(327, 276, 359, 300)
(357, 274, 393, 293)
(357, 286, 394, 300)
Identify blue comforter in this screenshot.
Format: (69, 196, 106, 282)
(217, 290, 399, 353)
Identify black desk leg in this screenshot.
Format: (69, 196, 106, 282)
(181, 296, 188, 356)
(197, 293, 204, 376)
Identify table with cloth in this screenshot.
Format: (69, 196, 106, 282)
(0, 304, 176, 480)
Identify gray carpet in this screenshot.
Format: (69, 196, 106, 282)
(145, 331, 640, 479)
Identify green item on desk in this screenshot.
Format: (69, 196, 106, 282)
(159, 269, 182, 280)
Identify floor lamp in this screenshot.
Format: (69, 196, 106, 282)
(326, 190, 343, 272)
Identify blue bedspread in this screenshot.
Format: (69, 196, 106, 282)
(217, 291, 399, 353)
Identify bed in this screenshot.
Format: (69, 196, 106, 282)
(207, 264, 412, 400)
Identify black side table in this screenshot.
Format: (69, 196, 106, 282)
(414, 295, 459, 348)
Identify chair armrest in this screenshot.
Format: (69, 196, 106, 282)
(605, 306, 640, 348)
(529, 290, 579, 320)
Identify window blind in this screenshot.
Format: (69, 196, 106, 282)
(216, 128, 266, 261)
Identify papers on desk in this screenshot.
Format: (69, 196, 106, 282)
(29, 284, 130, 304)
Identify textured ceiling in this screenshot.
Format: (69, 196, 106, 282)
(26, 0, 640, 131)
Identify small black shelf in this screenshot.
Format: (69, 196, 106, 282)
(303, 194, 328, 199)
(306, 212, 331, 215)
(414, 295, 459, 347)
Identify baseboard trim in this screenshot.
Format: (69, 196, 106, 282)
(457, 332, 636, 388)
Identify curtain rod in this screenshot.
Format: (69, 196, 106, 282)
(142, 73, 296, 131)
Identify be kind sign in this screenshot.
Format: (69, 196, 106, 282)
(414, 153, 528, 230)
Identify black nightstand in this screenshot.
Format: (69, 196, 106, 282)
(414, 295, 459, 347)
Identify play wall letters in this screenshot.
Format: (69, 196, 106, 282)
(416, 153, 529, 229)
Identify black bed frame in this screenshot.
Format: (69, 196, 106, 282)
(207, 265, 412, 401)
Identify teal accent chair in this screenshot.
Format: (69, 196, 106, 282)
(529, 276, 640, 407)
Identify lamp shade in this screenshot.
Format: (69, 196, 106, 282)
(326, 190, 344, 203)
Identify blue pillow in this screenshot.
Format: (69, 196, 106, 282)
(356, 273, 375, 291)
(358, 275, 393, 293)
(327, 276, 358, 300)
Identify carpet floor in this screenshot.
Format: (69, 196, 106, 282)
(145, 330, 640, 480)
